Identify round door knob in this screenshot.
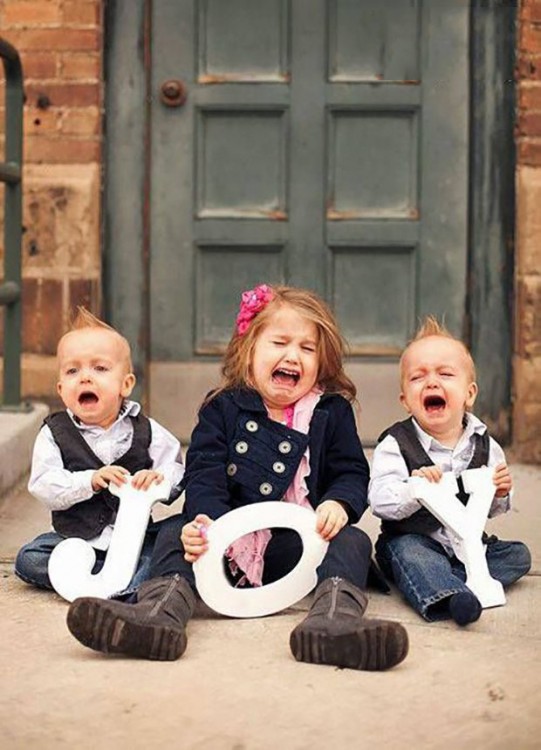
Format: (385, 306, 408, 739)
(160, 79, 187, 107)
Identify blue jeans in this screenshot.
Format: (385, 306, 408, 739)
(375, 533, 531, 622)
(148, 513, 373, 593)
(15, 522, 161, 597)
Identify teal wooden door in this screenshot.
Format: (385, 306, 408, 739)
(142, 0, 469, 440)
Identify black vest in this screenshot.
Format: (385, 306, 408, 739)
(46, 411, 153, 540)
(379, 417, 490, 537)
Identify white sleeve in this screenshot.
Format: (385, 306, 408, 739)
(368, 435, 423, 520)
(486, 435, 511, 518)
(28, 425, 96, 510)
(147, 418, 185, 500)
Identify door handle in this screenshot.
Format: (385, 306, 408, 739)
(160, 79, 187, 107)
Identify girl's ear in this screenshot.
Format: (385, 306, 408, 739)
(121, 372, 136, 398)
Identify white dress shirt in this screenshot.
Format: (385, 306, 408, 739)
(29, 400, 184, 549)
(368, 413, 510, 554)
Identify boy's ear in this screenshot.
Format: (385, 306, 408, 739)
(56, 381, 63, 399)
(465, 381, 478, 410)
(399, 391, 411, 413)
(121, 372, 136, 398)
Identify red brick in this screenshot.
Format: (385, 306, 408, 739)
(518, 138, 541, 165)
(60, 108, 100, 136)
(24, 107, 60, 135)
(22, 277, 64, 355)
(518, 82, 541, 109)
(517, 54, 541, 81)
(25, 82, 100, 107)
(520, 23, 541, 54)
(518, 110, 541, 137)
(3, 1, 62, 26)
(60, 52, 100, 80)
(516, 277, 541, 358)
(2, 28, 100, 52)
(24, 136, 101, 164)
(513, 402, 541, 462)
(69, 278, 100, 315)
(521, 1, 541, 23)
(20, 51, 57, 79)
(63, 1, 100, 26)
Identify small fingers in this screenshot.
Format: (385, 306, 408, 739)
(412, 466, 442, 483)
(316, 505, 347, 541)
(181, 519, 210, 561)
(131, 471, 163, 490)
(107, 466, 129, 486)
(319, 518, 341, 541)
(92, 466, 128, 490)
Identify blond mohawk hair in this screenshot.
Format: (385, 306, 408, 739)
(412, 315, 453, 341)
(401, 315, 476, 382)
(70, 306, 114, 332)
(64, 307, 133, 371)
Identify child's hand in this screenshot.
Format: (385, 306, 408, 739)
(493, 462, 512, 497)
(182, 514, 212, 562)
(316, 500, 348, 541)
(411, 465, 443, 483)
(91, 465, 129, 491)
(131, 469, 164, 491)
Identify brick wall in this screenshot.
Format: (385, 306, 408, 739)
(0, 0, 102, 400)
(516, 0, 541, 462)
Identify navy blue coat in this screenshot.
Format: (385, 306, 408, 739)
(183, 388, 370, 523)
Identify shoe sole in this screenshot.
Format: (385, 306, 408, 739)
(289, 621, 409, 671)
(67, 599, 187, 661)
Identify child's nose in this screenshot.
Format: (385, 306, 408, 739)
(284, 345, 300, 362)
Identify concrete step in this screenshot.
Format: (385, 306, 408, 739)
(0, 402, 48, 497)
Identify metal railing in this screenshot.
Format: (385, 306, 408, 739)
(0, 37, 23, 408)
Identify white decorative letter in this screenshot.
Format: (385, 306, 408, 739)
(193, 502, 329, 618)
(409, 467, 505, 608)
(48, 479, 171, 602)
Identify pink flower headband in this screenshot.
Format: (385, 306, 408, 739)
(236, 284, 274, 335)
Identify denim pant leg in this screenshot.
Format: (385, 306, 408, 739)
(316, 525, 372, 590)
(116, 520, 165, 597)
(15, 531, 106, 590)
(261, 525, 371, 591)
(376, 533, 470, 621)
(147, 513, 196, 589)
(15, 531, 65, 589)
(485, 539, 531, 587)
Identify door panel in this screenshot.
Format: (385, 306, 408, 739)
(328, 0, 420, 83)
(147, 0, 468, 442)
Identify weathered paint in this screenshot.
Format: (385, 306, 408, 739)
(468, 1, 515, 442)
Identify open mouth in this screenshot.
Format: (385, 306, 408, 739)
(78, 391, 99, 406)
(272, 368, 300, 387)
(423, 395, 446, 412)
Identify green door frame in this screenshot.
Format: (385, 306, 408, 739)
(103, 0, 516, 442)
(468, 0, 516, 442)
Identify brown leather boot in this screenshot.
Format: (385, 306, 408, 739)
(67, 574, 196, 661)
(290, 577, 409, 670)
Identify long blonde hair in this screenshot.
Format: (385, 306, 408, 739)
(212, 285, 356, 403)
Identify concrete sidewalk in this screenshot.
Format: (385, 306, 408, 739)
(0, 420, 539, 749)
